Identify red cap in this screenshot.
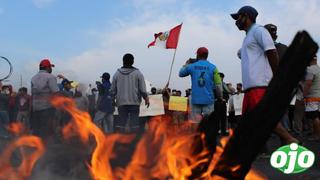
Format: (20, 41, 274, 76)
(40, 59, 55, 68)
(196, 47, 209, 55)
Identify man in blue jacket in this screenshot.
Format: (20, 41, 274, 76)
(179, 47, 223, 129)
(94, 72, 115, 133)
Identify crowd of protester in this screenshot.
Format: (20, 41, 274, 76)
(0, 6, 319, 159)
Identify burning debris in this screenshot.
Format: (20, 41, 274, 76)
(0, 123, 44, 180)
(0, 97, 266, 180)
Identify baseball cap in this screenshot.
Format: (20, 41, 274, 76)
(264, 24, 277, 32)
(61, 79, 73, 86)
(39, 59, 55, 68)
(231, 6, 258, 20)
(196, 47, 209, 55)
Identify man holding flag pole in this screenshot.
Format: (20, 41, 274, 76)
(148, 24, 223, 129)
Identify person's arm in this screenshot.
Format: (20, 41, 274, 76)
(138, 73, 150, 107)
(110, 74, 117, 105)
(179, 60, 191, 77)
(48, 76, 59, 93)
(138, 72, 150, 107)
(266, 49, 279, 74)
(303, 80, 313, 97)
(303, 69, 314, 97)
(213, 68, 223, 100)
(57, 74, 70, 81)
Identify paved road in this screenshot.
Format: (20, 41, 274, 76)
(253, 134, 320, 180)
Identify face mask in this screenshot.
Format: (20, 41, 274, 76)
(48, 67, 52, 74)
(272, 34, 278, 41)
(236, 16, 246, 30)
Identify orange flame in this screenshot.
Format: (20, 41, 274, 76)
(0, 96, 268, 180)
(0, 135, 45, 180)
(51, 97, 135, 180)
(117, 116, 210, 180)
(48, 96, 267, 180)
(6, 122, 25, 136)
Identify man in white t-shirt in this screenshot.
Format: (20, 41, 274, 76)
(228, 83, 244, 129)
(231, 6, 299, 144)
(303, 56, 320, 141)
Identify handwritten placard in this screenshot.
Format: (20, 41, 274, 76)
(168, 96, 188, 112)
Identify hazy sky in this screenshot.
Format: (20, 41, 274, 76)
(0, 0, 319, 92)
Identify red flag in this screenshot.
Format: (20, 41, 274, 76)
(148, 23, 182, 49)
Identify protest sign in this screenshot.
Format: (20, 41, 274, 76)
(168, 96, 188, 112)
(114, 94, 165, 117)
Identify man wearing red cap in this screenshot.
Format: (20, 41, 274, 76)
(179, 47, 223, 129)
(31, 59, 59, 139)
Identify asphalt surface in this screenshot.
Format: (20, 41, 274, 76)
(253, 133, 320, 180)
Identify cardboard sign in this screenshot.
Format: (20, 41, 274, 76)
(228, 93, 244, 116)
(139, 94, 165, 117)
(168, 96, 188, 112)
(114, 94, 165, 117)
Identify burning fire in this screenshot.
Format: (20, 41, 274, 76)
(0, 97, 268, 180)
(0, 123, 45, 180)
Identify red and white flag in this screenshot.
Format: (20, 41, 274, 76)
(148, 23, 182, 49)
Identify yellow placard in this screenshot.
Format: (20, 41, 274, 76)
(71, 81, 79, 88)
(168, 96, 188, 112)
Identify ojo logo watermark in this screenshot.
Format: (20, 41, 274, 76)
(270, 143, 315, 174)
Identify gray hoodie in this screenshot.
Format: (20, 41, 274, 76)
(111, 67, 148, 106)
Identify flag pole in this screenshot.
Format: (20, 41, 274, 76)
(167, 48, 178, 84)
(166, 22, 182, 86)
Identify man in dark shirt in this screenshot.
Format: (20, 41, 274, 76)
(0, 82, 10, 137)
(94, 72, 115, 133)
(218, 72, 230, 136)
(264, 24, 288, 61)
(88, 88, 98, 119)
(16, 87, 31, 128)
(265, 23, 294, 135)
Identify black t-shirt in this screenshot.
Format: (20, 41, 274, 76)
(0, 93, 9, 111)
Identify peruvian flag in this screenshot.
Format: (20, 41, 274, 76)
(148, 23, 182, 49)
